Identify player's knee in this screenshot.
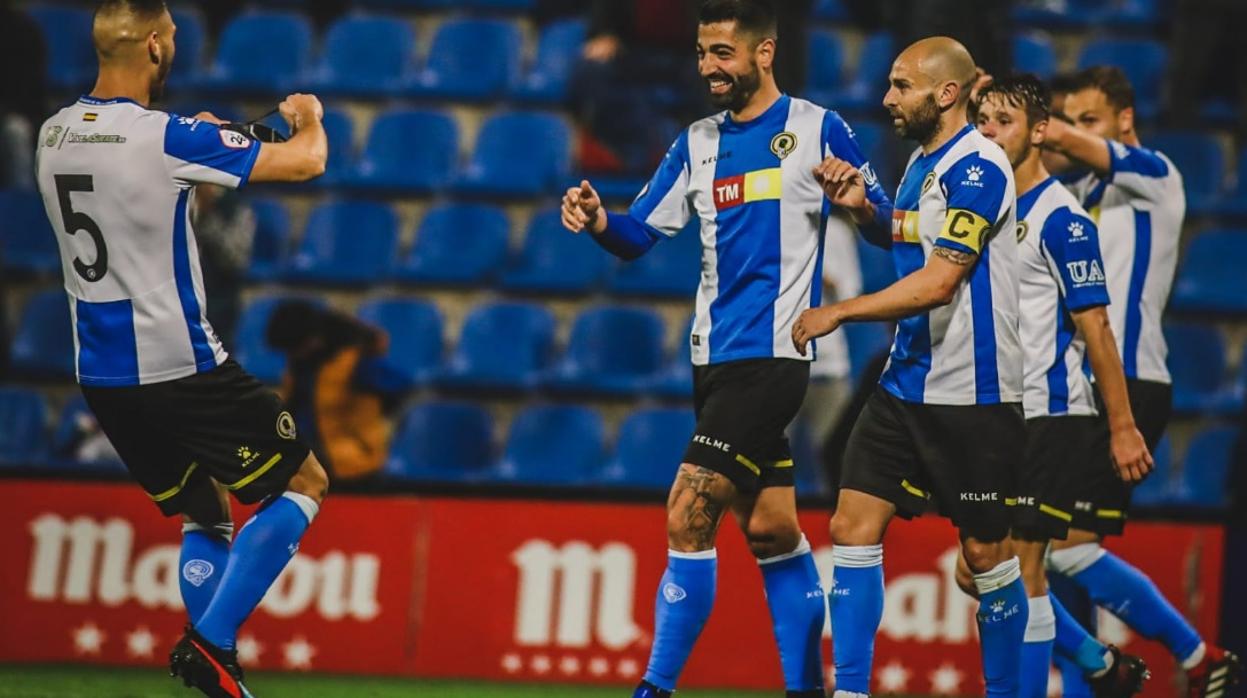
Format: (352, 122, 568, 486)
(743, 519, 802, 560)
(828, 510, 884, 546)
(286, 454, 329, 504)
(960, 538, 1008, 574)
(666, 508, 719, 553)
(180, 479, 231, 529)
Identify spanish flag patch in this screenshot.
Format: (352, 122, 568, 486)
(83, 113, 98, 122)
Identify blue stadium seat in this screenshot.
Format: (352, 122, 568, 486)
(1174, 425, 1238, 509)
(1077, 39, 1166, 119)
(495, 404, 605, 486)
(1170, 230, 1247, 314)
(1164, 323, 1227, 414)
(0, 387, 50, 466)
(500, 208, 608, 293)
(286, 201, 398, 286)
(544, 306, 666, 396)
(1213, 149, 1247, 218)
(843, 321, 894, 380)
(26, 5, 96, 90)
(1220, 344, 1247, 416)
(1131, 434, 1175, 507)
(858, 238, 895, 293)
(344, 109, 457, 193)
(318, 108, 357, 186)
(438, 302, 556, 392)
(0, 190, 59, 276)
(513, 19, 586, 103)
(829, 33, 894, 113)
(597, 407, 695, 489)
(812, 0, 850, 21)
(168, 7, 207, 88)
(806, 30, 845, 99)
(247, 197, 292, 282)
(608, 218, 701, 297)
(355, 298, 443, 391)
(310, 15, 414, 97)
(10, 289, 74, 380)
(1013, 34, 1057, 79)
(456, 111, 570, 197)
(1096, 0, 1162, 29)
(410, 18, 520, 100)
(1149, 131, 1225, 214)
(650, 316, 694, 400)
(385, 401, 495, 482)
(49, 395, 124, 470)
(202, 11, 312, 95)
(396, 203, 509, 286)
(232, 294, 323, 383)
(393, 0, 534, 10)
(1013, 0, 1105, 29)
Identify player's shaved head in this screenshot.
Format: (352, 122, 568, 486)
(894, 36, 978, 103)
(884, 36, 980, 147)
(93, 0, 170, 62)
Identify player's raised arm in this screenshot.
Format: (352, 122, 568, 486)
(1042, 117, 1113, 177)
(249, 93, 328, 183)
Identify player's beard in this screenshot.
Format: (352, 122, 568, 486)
(707, 61, 761, 113)
(893, 93, 941, 144)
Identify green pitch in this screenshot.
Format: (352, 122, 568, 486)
(0, 664, 777, 698)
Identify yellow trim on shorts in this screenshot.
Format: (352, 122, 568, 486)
(734, 453, 761, 476)
(228, 453, 284, 491)
(770, 459, 795, 469)
(1005, 497, 1018, 506)
(1095, 509, 1125, 519)
(150, 462, 199, 502)
(900, 479, 931, 499)
(1040, 503, 1073, 522)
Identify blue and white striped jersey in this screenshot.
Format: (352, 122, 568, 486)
(1017, 177, 1110, 418)
(628, 95, 893, 366)
(880, 125, 1022, 406)
(35, 96, 260, 387)
(1064, 140, 1184, 385)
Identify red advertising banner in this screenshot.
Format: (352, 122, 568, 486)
(0, 480, 1223, 696)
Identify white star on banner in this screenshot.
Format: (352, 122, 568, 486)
(559, 656, 581, 676)
(877, 660, 911, 693)
(588, 657, 611, 677)
(236, 635, 264, 665)
(501, 653, 523, 674)
(929, 663, 964, 695)
(531, 655, 552, 674)
(282, 636, 316, 670)
(125, 627, 157, 659)
(618, 658, 640, 678)
(72, 622, 105, 655)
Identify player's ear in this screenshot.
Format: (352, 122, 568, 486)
(938, 80, 959, 110)
(754, 36, 775, 71)
(148, 32, 161, 66)
(1032, 118, 1048, 147)
(1117, 105, 1134, 138)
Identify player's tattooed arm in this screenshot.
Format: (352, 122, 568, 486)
(667, 464, 736, 550)
(932, 245, 978, 266)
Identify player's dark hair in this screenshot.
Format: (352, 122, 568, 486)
(1066, 65, 1135, 111)
(94, 0, 167, 21)
(977, 73, 1050, 128)
(698, 0, 778, 41)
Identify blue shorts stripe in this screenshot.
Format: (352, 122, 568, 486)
(1122, 211, 1151, 379)
(969, 244, 1000, 403)
(75, 297, 140, 386)
(172, 189, 216, 370)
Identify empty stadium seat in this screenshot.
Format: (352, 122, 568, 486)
(26, 4, 96, 90)
(650, 315, 694, 400)
(202, 11, 312, 94)
(513, 19, 586, 103)
(1164, 323, 1227, 414)
(395, 203, 509, 286)
(1212, 148, 1247, 218)
(0, 190, 59, 276)
(608, 218, 701, 297)
(597, 407, 695, 489)
(345, 109, 458, 193)
(286, 200, 398, 286)
(10, 289, 74, 380)
(319, 108, 357, 186)
(544, 306, 666, 396)
(1149, 131, 1225, 213)
(1170, 230, 1247, 314)
(438, 302, 556, 392)
(828, 33, 894, 113)
(232, 294, 322, 383)
(1013, 34, 1057, 79)
(1077, 39, 1166, 119)
(812, 0, 850, 21)
(385, 401, 495, 482)
(0, 387, 49, 465)
(805, 30, 845, 99)
(1131, 434, 1175, 507)
(495, 404, 605, 485)
(455, 111, 570, 197)
(310, 16, 414, 97)
(1175, 425, 1238, 508)
(246, 197, 292, 282)
(168, 7, 207, 88)
(410, 18, 521, 100)
(500, 208, 609, 293)
(355, 298, 443, 391)
(49, 395, 123, 470)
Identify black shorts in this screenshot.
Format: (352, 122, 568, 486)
(1015, 415, 1108, 541)
(1071, 378, 1174, 535)
(840, 386, 1024, 541)
(81, 358, 310, 516)
(682, 358, 809, 492)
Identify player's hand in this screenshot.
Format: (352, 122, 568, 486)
(813, 157, 867, 211)
(561, 180, 605, 234)
(1109, 424, 1153, 483)
(969, 68, 994, 105)
(279, 93, 324, 131)
(791, 306, 842, 356)
(193, 111, 226, 125)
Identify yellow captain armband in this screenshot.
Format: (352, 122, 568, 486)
(937, 208, 992, 254)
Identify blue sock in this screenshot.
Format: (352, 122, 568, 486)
(1048, 571, 1098, 695)
(179, 522, 232, 625)
(641, 549, 717, 692)
(759, 535, 825, 692)
(1056, 653, 1094, 698)
(1050, 589, 1110, 672)
(1052, 543, 1202, 662)
(1019, 594, 1055, 698)
(973, 557, 1029, 697)
(830, 544, 883, 695)
(195, 493, 319, 650)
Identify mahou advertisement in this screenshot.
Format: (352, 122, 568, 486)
(0, 479, 1223, 696)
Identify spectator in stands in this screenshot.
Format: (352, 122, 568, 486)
(1165, 0, 1247, 137)
(0, 0, 47, 189)
(192, 185, 254, 349)
(266, 301, 391, 483)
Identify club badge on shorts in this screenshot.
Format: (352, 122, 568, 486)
(276, 411, 297, 440)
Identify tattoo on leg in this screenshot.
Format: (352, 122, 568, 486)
(669, 466, 734, 549)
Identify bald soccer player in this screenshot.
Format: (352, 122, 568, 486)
(35, 2, 328, 696)
(792, 37, 1028, 697)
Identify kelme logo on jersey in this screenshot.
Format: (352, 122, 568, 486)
(769, 131, 797, 160)
(963, 165, 984, 187)
(1068, 220, 1087, 239)
(713, 168, 782, 210)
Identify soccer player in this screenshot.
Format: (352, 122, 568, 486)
(1042, 66, 1242, 696)
(792, 37, 1028, 697)
(34, 2, 329, 696)
(561, 2, 893, 696)
(972, 73, 1153, 698)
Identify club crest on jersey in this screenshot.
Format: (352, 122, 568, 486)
(769, 131, 797, 159)
(1016, 220, 1029, 243)
(921, 171, 937, 193)
(219, 129, 251, 150)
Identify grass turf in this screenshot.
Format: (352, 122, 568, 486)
(0, 664, 782, 697)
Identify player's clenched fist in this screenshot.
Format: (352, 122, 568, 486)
(812, 156, 867, 210)
(791, 306, 842, 356)
(279, 93, 324, 130)
(561, 180, 606, 234)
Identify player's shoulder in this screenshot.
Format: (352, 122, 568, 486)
(1108, 138, 1171, 179)
(1039, 200, 1097, 248)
